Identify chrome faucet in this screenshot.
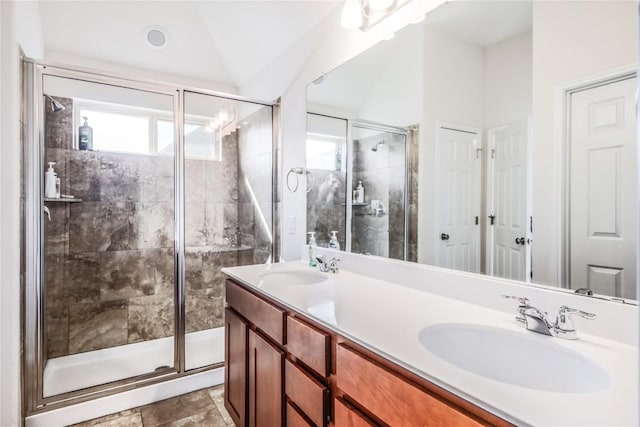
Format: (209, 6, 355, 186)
(502, 295, 596, 340)
(316, 255, 340, 273)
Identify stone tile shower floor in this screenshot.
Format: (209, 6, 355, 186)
(69, 386, 233, 427)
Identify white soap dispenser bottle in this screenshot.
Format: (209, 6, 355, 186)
(45, 162, 58, 198)
(328, 231, 340, 250)
(307, 232, 317, 267)
(356, 181, 364, 203)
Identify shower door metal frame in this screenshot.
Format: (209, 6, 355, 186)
(22, 58, 278, 414)
(346, 120, 410, 260)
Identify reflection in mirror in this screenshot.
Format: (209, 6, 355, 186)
(306, 0, 637, 301)
(306, 114, 418, 261)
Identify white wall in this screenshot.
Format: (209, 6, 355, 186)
(1, 1, 45, 424)
(484, 31, 532, 130)
(419, 27, 485, 265)
(531, 0, 638, 286)
(358, 23, 424, 128)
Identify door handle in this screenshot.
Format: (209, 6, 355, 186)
(440, 233, 450, 241)
(515, 237, 525, 245)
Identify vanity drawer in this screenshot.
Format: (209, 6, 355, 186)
(285, 359, 329, 427)
(286, 316, 331, 377)
(226, 280, 286, 345)
(334, 397, 378, 427)
(336, 343, 485, 427)
(286, 400, 313, 427)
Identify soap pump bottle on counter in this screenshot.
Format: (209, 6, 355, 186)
(328, 231, 340, 250)
(45, 162, 58, 198)
(78, 116, 93, 151)
(307, 232, 317, 267)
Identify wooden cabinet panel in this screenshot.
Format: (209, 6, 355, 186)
(334, 398, 377, 427)
(285, 360, 329, 427)
(286, 316, 330, 377)
(225, 308, 248, 427)
(249, 329, 285, 427)
(286, 401, 313, 427)
(227, 280, 286, 345)
(336, 343, 485, 427)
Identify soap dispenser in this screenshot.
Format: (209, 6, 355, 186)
(79, 116, 93, 151)
(328, 231, 340, 250)
(45, 162, 58, 198)
(307, 232, 317, 267)
(356, 181, 364, 203)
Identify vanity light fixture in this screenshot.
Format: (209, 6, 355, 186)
(340, 0, 412, 31)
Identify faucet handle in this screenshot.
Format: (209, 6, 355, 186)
(555, 306, 596, 340)
(558, 305, 596, 320)
(501, 295, 530, 306)
(501, 295, 530, 326)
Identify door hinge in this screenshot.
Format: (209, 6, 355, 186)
(530, 216, 533, 233)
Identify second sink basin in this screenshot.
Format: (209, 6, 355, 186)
(418, 323, 611, 393)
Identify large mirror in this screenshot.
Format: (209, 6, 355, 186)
(306, 0, 638, 301)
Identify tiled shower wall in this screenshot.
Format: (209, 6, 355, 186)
(351, 131, 418, 261)
(44, 98, 271, 358)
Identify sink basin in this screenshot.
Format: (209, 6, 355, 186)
(258, 270, 328, 286)
(418, 323, 611, 393)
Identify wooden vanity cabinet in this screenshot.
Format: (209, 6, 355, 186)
(224, 278, 509, 427)
(248, 329, 285, 426)
(225, 279, 329, 427)
(225, 308, 248, 427)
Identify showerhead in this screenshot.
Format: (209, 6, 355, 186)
(371, 140, 385, 152)
(45, 95, 65, 112)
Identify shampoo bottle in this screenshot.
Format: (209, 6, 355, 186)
(45, 162, 58, 198)
(307, 232, 317, 267)
(79, 116, 93, 151)
(356, 181, 364, 203)
(328, 231, 340, 250)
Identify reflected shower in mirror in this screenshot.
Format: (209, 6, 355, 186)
(306, 0, 638, 301)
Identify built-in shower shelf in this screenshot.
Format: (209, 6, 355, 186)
(44, 197, 83, 203)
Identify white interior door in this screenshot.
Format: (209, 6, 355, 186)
(570, 76, 637, 299)
(437, 126, 481, 272)
(487, 118, 531, 281)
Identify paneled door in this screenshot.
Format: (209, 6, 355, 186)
(486, 118, 531, 281)
(437, 126, 481, 273)
(570, 76, 637, 299)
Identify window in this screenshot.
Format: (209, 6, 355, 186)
(75, 100, 220, 160)
(306, 132, 345, 171)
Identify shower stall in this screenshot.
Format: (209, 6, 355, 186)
(22, 61, 277, 414)
(306, 113, 418, 261)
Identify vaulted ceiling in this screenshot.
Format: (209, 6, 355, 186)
(38, 1, 342, 89)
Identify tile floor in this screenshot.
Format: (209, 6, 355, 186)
(69, 386, 233, 427)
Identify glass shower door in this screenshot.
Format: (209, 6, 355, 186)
(183, 91, 273, 370)
(350, 125, 407, 260)
(41, 74, 176, 397)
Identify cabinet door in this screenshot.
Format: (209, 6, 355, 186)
(249, 329, 285, 427)
(225, 308, 248, 427)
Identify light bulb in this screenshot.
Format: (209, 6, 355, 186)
(341, 0, 363, 29)
(368, 0, 392, 11)
(218, 108, 229, 123)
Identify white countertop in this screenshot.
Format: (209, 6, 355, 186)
(222, 258, 639, 426)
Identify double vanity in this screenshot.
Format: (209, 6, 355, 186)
(222, 248, 638, 426)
